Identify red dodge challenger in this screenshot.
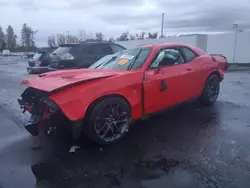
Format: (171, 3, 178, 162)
(18, 43, 228, 145)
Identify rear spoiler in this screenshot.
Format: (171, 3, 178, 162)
(210, 54, 227, 60)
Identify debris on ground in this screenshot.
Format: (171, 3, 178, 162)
(31, 144, 43, 151)
(69, 145, 80, 153)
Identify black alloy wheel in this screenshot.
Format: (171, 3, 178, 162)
(201, 74, 220, 105)
(86, 97, 130, 145)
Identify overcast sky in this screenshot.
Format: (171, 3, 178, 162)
(0, 0, 250, 46)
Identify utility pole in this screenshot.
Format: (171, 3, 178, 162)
(232, 24, 239, 64)
(161, 13, 165, 38)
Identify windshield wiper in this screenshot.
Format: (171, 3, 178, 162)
(95, 56, 117, 69)
(127, 49, 142, 70)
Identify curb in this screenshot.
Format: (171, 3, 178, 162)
(228, 63, 250, 67)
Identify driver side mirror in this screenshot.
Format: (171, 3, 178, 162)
(147, 66, 161, 75)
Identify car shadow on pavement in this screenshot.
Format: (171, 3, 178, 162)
(19, 101, 222, 188)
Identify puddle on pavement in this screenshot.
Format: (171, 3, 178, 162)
(141, 168, 194, 188)
(134, 156, 181, 181)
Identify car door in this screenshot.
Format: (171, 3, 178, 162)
(143, 47, 194, 115)
(80, 44, 113, 68)
(179, 46, 204, 97)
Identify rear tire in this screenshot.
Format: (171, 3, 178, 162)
(84, 96, 131, 145)
(200, 74, 220, 105)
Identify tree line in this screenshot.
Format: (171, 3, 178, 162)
(0, 23, 37, 51)
(47, 31, 159, 47)
(0, 24, 160, 50)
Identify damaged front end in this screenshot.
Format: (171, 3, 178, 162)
(18, 87, 68, 137)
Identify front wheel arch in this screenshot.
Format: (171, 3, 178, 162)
(209, 71, 222, 80)
(200, 71, 221, 93)
(85, 94, 132, 119)
(207, 70, 224, 82)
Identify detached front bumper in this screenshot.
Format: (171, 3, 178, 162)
(17, 88, 61, 136)
(18, 87, 79, 139)
(24, 115, 41, 136)
(17, 98, 42, 136)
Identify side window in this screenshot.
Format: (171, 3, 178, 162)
(110, 44, 126, 53)
(181, 47, 197, 62)
(43, 53, 50, 61)
(150, 48, 184, 68)
(85, 44, 112, 54)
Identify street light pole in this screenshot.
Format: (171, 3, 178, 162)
(161, 13, 165, 38)
(232, 24, 239, 64)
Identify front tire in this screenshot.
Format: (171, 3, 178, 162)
(85, 96, 131, 145)
(200, 74, 220, 105)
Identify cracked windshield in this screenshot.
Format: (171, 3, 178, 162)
(0, 0, 250, 188)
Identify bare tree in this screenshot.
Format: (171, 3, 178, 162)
(47, 35, 56, 47)
(79, 30, 87, 41)
(56, 34, 66, 46)
(137, 32, 146, 40)
(147, 32, 158, 39)
(116, 31, 129, 41)
(129, 34, 136, 40)
(66, 35, 79, 43)
(95, 32, 104, 42)
(108, 37, 115, 43)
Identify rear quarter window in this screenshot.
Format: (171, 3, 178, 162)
(53, 47, 72, 55)
(85, 44, 113, 54)
(181, 47, 198, 62)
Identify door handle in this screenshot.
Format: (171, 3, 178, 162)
(186, 67, 192, 71)
(160, 80, 167, 91)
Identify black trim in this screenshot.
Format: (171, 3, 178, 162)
(141, 72, 146, 116)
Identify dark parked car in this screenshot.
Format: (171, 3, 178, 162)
(48, 41, 126, 71)
(27, 50, 51, 74)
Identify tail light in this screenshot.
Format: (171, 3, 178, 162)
(60, 53, 74, 60)
(35, 61, 41, 65)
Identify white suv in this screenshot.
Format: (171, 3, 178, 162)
(2, 49, 11, 56)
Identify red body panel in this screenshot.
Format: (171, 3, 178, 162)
(50, 70, 143, 121)
(21, 69, 122, 92)
(21, 43, 227, 122)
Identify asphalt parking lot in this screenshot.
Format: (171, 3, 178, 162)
(0, 57, 250, 188)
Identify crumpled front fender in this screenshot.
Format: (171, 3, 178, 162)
(51, 98, 85, 121)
